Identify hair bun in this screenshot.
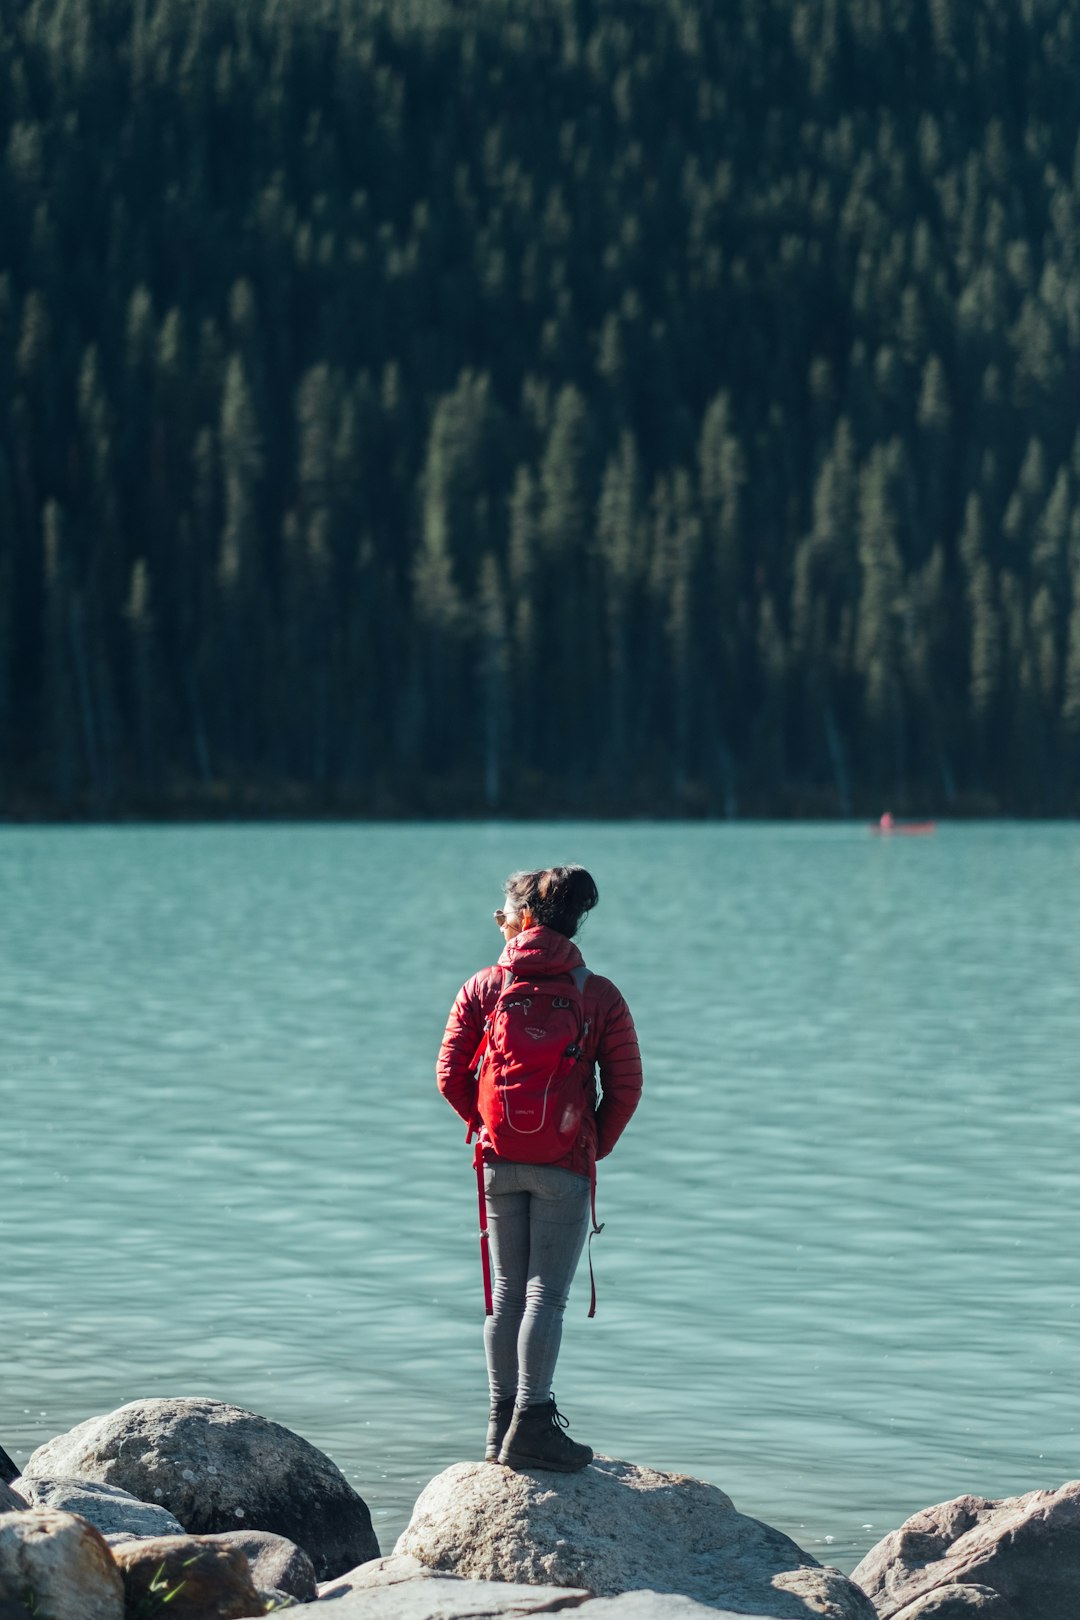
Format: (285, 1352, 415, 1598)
(503, 864, 599, 939)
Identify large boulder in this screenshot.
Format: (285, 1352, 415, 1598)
(112, 1534, 262, 1620)
(851, 1483, 1080, 1620)
(317, 1574, 587, 1618)
(14, 1476, 184, 1540)
(24, 1397, 378, 1580)
(0, 1509, 123, 1620)
(316, 1583, 781, 1619)
(315, 1559, 816, 1619)
(578, 1600, 806, 1620)
(394, 1458, 875, 1618)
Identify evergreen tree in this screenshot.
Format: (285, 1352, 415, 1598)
(477, 550, 509, 809)
(124, 556, 159, 796)
(595, 431, 643, 784)
(958, 493, 1002, 789)
(854, 440, 906, 796)
(217, 354, 265, 779)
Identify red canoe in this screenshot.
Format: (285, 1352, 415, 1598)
(869, 819, 937, 836)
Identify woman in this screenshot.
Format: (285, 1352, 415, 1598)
(437, 864, 642, 1472)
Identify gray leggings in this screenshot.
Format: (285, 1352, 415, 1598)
(482, 1160, 591, 1407)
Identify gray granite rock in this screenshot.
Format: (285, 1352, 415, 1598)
(24, 1396, 378, 1580)
(314, 1576, 799, 1618)
(577, 1596, 792, 1619)
(14, 1474, 185, 1539)
(893, 1584, 1020, 1619)
(315, 1576, 590, 1617)
(851, 1482, 1080, 1620)
(317, 1553, 458, 1597)
(0, 1508, 124, 1620)
(394, 1457, 875, 1618)
(200, 1529, 317, 1600)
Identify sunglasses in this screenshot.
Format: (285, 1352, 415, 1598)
(493, 908, 511, 928)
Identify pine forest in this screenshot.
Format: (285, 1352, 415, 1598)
(3, 0, 1080, 818)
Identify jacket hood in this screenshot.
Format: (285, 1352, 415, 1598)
(498, 924, 584, 978)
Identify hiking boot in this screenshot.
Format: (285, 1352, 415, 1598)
(485, 1395, 516, 1462)
(498, 1398, 593, 1473)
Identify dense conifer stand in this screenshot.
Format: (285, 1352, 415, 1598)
(2, 0, 1079, 816)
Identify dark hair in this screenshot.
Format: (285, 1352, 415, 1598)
(504, 865, 599, 939)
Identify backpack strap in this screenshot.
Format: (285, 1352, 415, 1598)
(569, 963, 603, 1317)
(474, 1138, 494, 1315)
(587, 1161, 604, 1319)
(564, 964, 591, 1056)
(465, 967, 514, 1123)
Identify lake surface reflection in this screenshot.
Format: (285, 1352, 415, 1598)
(3, 821, 1078, 1573)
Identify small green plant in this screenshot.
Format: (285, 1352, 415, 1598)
(262, 1597, 298, 1613)
(129, 1553, 200, 1619)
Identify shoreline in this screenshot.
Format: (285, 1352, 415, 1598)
(5, 1399, 1075, 1619)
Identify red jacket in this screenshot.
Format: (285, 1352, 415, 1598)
(436, 925, 642, 1178)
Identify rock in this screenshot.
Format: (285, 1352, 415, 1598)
(24, 1397, 378, 1580)
(394, 1458, 875, 1618)
(893, 1585, 1020, 1619)
(111, 1533, 263, 1620)
(0, 1485, 26, 1517)
(0, 1509, 123, 1620)
(577, 1597, 795, 1619)
(317, 1553, 457, 1597)
(315, 1576, 792, 1619)
(200, 1530, 317, 1601)
(851, 1482, 1080, 1620)
(315, 1575, 590, 1617)
(14, 1475, 185, 1539)
(777, 1567, 881, 1617)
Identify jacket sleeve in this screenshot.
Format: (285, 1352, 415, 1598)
(592, 985, 642, 1160)
(436, 974, 488, 1125)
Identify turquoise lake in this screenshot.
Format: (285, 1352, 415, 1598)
(3, 821, 1079, 1574)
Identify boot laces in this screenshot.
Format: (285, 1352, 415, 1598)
(549, 1401, 570, 1431)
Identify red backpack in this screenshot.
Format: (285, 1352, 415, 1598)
(469, 964, 593, 1162)
(467, 963, 604, 1316)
